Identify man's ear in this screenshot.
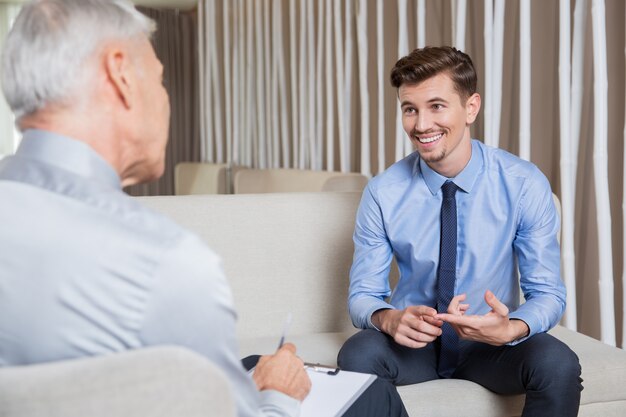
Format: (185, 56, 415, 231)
(465, 93, 481, 125)
(104, 46, 134, 110)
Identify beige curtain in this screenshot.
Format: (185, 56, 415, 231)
(125, 7, 200, 196)
(166, 0, 625, 347)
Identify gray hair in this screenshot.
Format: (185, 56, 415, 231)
(1, 0, 156, 120)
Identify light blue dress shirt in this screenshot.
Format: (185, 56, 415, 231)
(0, 129, 299, 417)
(349, 140, 565, 345)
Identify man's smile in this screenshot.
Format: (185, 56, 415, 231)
(415, 132, 444, 144)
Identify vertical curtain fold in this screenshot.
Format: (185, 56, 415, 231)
(559, 0, 577, 330)
(126, 7, 198, 197)
(591, 0, 615, 346)
(518, 0, 531, 162)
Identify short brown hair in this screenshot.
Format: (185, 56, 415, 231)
(390, 46, 477, 102)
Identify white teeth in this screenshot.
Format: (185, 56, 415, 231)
(417, 133, 443, 144)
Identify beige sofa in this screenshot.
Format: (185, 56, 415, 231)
(2, 192, 625, 416)
(233, 168, 369, 193)
(174, 162, 369, 195)
(174, 162, 231, 195)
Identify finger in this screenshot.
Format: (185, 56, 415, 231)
(436, 312, 474, 326)
(422, 314, 444, 327)
(396, 332, 438, 348)
(459, 303, 470, 313)
(395, 333, 429, 349)
(256, 355, 270, 366)
(447, 293, 467, 314)
(407, 305, 437, 317)
(278, 342, 297, 354)
(485, 290, 509, 316)
(414, 320, 444, 337)
(398, 319, 442, 340)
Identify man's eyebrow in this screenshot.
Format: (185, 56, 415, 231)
(400, 96, 450, 107)
(427, 97, 449, 103)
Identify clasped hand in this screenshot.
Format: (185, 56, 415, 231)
(374, 306, 449, 348)
(436, 290, 529, 346)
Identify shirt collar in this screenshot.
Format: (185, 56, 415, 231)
(417, 139, 484, 195)
(16, 129, 122, 190)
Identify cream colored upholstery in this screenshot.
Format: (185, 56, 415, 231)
(137, 192, 626, 417)
(233, 168, 369, 194)
(174, 162, 229, 195)
(0, 346, 236, 417)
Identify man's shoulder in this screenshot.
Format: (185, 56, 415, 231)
(478, 141, 544, 181)
(119, 196, 210, 252)
(368, 152, 419, 192)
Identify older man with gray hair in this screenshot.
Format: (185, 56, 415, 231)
(0, 1, 407, 416)
(0, 0, 312, 416)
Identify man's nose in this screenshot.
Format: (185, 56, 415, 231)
(414, 112, 432, 133)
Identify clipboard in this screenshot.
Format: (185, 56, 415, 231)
(247, 364, 376, 417)
(300, 366, 376, 417)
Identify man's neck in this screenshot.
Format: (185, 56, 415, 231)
(19, 110, 124, 181)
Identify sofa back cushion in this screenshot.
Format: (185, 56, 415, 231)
(234, 169, 368, 194)
(138, 192, 361, 340)
(174, 162, 230, 195)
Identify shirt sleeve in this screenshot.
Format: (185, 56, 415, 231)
(508, 168, 566, 344)
(138, 233, 300, 417)
(348, 184, 396, 330)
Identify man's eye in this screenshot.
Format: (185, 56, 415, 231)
(432, 104, 443, 110)
(403, 108, 415, 114)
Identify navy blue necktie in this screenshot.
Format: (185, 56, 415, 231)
(437, 181, 458, 378)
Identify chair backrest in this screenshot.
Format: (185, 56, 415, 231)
(0, 347, 236, 417)
(233, 168, 368, 194)
(174, 162, 229, 195)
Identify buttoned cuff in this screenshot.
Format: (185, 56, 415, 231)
(365, 303, 394, 331)
(507, 311, 540, 345)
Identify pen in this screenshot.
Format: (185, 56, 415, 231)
(277, 312, 292, 350)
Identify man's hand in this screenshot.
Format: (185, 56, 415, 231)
(373, 306, 444, 348)
(436, 290, 529, 346)
(252, 343, 311, 401)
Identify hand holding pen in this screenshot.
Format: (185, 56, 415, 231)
(276, 312, 340, 375)
(252, 312, 311, 401)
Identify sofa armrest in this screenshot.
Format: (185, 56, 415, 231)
(0, 346, 236, 417)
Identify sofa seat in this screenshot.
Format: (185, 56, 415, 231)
(239, 324, 626, 417)
(140, 192, 626, 417)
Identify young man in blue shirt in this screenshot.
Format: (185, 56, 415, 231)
(338, 46, 582, 416)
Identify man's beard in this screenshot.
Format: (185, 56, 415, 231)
(416, 145, 447, 164)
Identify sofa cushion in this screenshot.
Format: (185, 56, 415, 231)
(139, 193, 361, 340)
(233, 169, 368, 193)
(239, 326, 626, 417)
(550, 326, 626, 407)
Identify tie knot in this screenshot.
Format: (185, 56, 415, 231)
(441, 181, 458, 199)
